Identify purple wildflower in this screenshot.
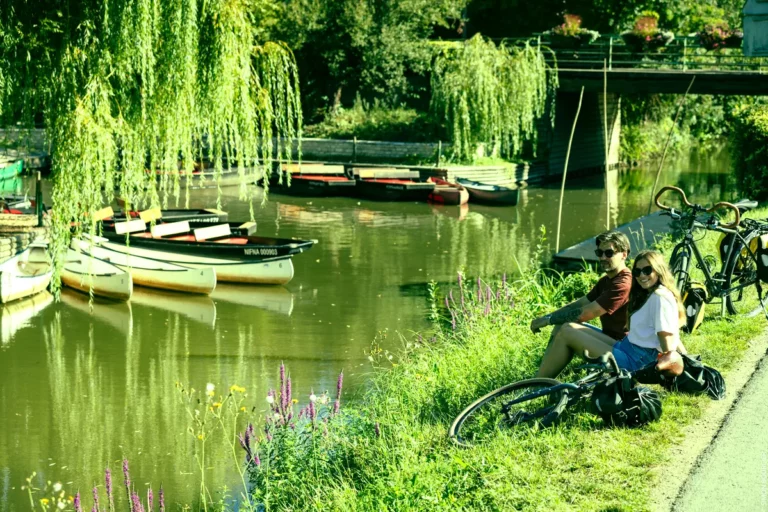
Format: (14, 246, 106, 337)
(122, 459, 131, 494)
(449, 289, 454, 305)
(147, 489, 153, 512)
(280, 363, 287, 414)
(334, 399, 340, 414)
(336, 371, 344, 400)
(92, 487, 100, 512)
(159, 488, 164, 512)
(105, 468, 113, 504)
(253, 453, 261, 466)
(74, 492, 82, 512)
(131, 492, 143, 512)
(309, 399, 316, 422)
(286, 377, 292, 408)
(374, 422, 381, 437)
(247, 423, 254, 439)
(451, 310, 457, 330)
(238, 433, 247, 450)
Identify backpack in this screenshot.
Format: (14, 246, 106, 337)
(634, 354, 726, 400)
(681, 283, 708, 334)
(718, 232, 735, 267)
(590, 370, 662, 427)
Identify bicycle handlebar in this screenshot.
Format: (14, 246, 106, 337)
(654, 186, 741, 229)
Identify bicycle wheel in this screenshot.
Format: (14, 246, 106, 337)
(724, 233, 762, 315)
(448, 378, 566, 447)
(669, 244, 691, 295)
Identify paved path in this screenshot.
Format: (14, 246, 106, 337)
(674, 354, 768, 511)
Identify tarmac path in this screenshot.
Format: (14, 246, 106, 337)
(674, 353, 768, 511)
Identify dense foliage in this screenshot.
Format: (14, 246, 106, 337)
(0, 0, 302, 292)
(731, 104, 768, 201)
(430, 36, 557, 161)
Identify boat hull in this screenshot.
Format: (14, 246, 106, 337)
(267, 176, 356, 197)
(111, 208, 229, 225)
(456, 178, 520, 206)
(62, 248, 133, 301)
(355, 179, 435, 201)
(427, 179, 470, 206)
(0, 245, 53, 304)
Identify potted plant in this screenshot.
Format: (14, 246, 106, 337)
(543, 14, 600, 49)
(698, 20, 743, 50)
(621, 11, 675, 53)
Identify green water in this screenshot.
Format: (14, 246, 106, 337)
(0, 148, 739, 508)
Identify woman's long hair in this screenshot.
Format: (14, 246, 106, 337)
(628, 250, 685, 322)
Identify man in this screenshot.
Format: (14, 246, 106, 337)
(530, 230, 632, 377)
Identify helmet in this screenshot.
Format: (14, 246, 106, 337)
(619, 386, 662, 427)
(656, 351, 684, 377)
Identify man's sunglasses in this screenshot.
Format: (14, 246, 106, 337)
(632, 265, 654, 277)
(594, 249, 617, 258)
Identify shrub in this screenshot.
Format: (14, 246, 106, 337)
(730, 104, 768, 201)
(542, 14, 600, 48)
(621, 11, 675, 53)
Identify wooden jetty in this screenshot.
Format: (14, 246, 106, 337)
(553, 211, 673, 268)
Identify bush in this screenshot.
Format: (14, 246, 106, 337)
(621, 11, 674, 53)
(542, 14, 600, 49)
(730, 104, 768, 201)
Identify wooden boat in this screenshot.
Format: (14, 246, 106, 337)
(427, 177, 469, 206)
(353, 168, 434, 202)
(265, 164, 356, 197)
(456, 178, 520, 206)
(0, 244, 53, 303)
(73, 236, 217, 294)
(0, 290, 54, 346)
(211, 284, 294, 315)
(62, 247, 133, 301)
(130, 287, 216, 326)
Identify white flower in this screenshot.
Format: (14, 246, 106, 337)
(367, 355, 374, 362)
(273, 413, 281, 420)
(266, 395, 275, 404)
(309, 394, 317, 403)
(52, 483, 62, 492)
(320, 395, 330, 405)
(57, 501, 66, 510)
(206, 383, 215, 395)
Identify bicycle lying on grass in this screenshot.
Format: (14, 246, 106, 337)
(655, 186, 768, 318)
(448, 352, 652, 447)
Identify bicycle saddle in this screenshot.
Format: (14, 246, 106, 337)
(732, 199, 758, 213)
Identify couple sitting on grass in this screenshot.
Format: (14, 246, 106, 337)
(531, 230, 685, 378)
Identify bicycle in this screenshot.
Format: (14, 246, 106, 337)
(653, 185, 762, 317)
(448, 352, 625, 447)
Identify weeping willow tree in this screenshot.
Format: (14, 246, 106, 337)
(430, 35, 557, 161)
(0, 0, 302, 294)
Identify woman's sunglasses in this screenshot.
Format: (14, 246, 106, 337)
(594, 249, 617, 258)
(632, 265, 654, 277)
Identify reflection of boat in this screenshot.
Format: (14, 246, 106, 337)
(0, 244, 53, 303)
(73, 236, 217, 294)
(59, 288, 133, 335)
(430, 203, 469, 221)
(427, 177, 469, 206)
(130, 287, 216, 326)
(0, 290, 53, 346)
(211, 284, 294, 316)
(62, 248, 133, 301)
(456, 178, 520, 206)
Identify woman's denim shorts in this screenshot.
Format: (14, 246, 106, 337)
(611, 336, 658, 372)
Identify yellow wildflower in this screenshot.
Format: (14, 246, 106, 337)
(240, 406, 246, 412)
(292, 399, 298, 404)
(230, 384, 246, 393)
(41, 499, 50, 506)
(198, 434, 204, 440)
(213, 402, 222, 408)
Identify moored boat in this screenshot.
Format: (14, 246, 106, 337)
(265, 164, 356, 197)
(456, 178, 520, 206)
(427, 177, 469, 206)
(62, 247, 134, 301)
(353, 168, 434, 202)
(108, 206, 229, 225)
(0, 243, 53, 304)
(73, 236, 217, 294)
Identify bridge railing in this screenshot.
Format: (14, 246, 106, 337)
(495, 35, 768, 73)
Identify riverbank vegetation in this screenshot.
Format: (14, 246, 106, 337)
(731, 103, 768, 201)
(35, 207, 768, 511)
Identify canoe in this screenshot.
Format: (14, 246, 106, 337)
(73, 236, 217, 295)
(130, 287, 216, 326)
(0, 244, 53, 304)
(211, 284, 294, 315)
(109, 208, 229, 226)
(355, 179, 435, 202)
(455, 178, 520, 206)
(0, 290, 53, 346)
(427, 177, 469, 206)
(266, 175, 356, 197)
(62, 247, 134, 301)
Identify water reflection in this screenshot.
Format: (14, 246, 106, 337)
(0, 291, 53, 348)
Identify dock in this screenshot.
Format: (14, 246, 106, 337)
(553, 211, 673, 268)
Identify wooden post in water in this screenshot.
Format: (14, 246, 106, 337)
(647, 76, 696, 215)
(556, 86, 585, 254)
(436, 141, 442, 167)
(603, 59, 610, 231)
(352, 136, 357, 163)
(35, 171, 43, 227)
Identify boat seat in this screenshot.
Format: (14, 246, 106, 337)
(139, 207, 163, 223)
(194, 223, 231, 242)
(353, 168, 420, 180)
(151, 220, 190, 238)
(237, 221, 257, 236)
(94, 206, 115, 221)
(282, 163, 345, 175)
(732, 199, 758, 213)
(115, 219, 147, 235)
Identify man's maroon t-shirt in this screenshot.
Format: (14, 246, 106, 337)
(586, 268, 632, 340)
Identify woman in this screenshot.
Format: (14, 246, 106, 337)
(536, 249, 685, 378)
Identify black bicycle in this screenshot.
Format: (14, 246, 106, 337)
(448, 352, 623, 447)
(654, 186, 764, 316)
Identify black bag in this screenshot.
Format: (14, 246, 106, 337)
(681, 283, 708, 334)
(590, 370, 662, 427)
(634, 354, 726, 401)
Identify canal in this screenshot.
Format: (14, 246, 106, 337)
(0, 148, 738, 508)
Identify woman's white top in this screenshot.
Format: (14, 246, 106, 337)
(627, 285, 680, 350)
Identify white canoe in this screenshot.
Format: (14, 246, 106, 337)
(211, 284, 294, 315)
(62, 247, 133, 301)
(74, 236, 217, 295)
(0, 290, 54, 346)
(130, 287, 216, 326)
(86, 238, 295, 285)
(0, 244, 53, 304)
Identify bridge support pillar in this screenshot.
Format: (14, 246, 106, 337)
(544, 91, 621, 180)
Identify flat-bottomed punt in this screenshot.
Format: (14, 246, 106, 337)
(265, 164, 356, 197)
(353, 168, 434, 202)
